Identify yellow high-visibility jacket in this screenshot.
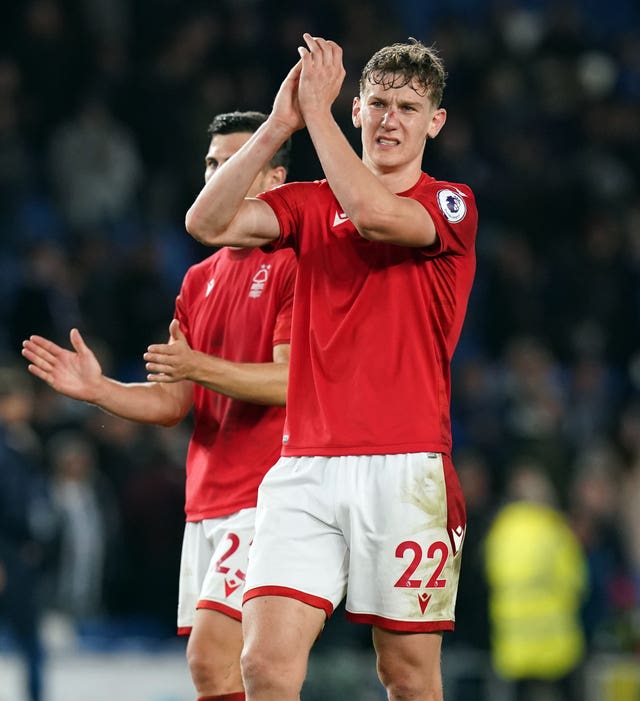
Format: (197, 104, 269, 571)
(484, 501, 587, 679)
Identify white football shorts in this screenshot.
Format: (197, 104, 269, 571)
(177, 507, 255, 634)
(243, 453, 466, 632)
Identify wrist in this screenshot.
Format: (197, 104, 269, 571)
(87, 374, 110, 406)
(302, 106, 334, 130)
(264, 115, 297, 142)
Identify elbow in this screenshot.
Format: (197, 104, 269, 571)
(352, 207, 387, 242)
(160, 415, 182, 428)
(348, 197, 398, 242)
(158, 402, 190, 428)
(185, 207, 221, 246)
(357, 226, 382, 242)
(185, 207, 204, 242)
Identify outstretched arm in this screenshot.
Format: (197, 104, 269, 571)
(185, 61, 305, 248)
(22, 329, 192, 426)
(144, 320, 288, 406)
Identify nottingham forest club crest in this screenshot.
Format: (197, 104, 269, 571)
(249, 264, 271, 298)
(436, 188, 467, 224)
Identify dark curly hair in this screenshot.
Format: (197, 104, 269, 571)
(359, 39, 447, 107)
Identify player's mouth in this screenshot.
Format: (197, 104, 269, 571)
(376, 137, 399, 147)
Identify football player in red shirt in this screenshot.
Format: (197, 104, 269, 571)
(22, 111, 297, 701)
(185, 36, 477, 701)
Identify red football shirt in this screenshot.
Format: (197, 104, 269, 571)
(258, 173, 477, 456)
(175, 246, 296, 520)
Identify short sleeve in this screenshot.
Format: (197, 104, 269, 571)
(415, 183, 478, 258)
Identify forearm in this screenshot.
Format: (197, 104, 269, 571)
(186, 351, 288, 406)
(305, 111, 395, 232)
(185, 118, 293, 246)
(89, 377, 192, 426)
(305, 110, 436, 246)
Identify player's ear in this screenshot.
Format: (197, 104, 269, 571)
(352, 96, 362, 128)
(267, 166, 287, 187)
(427, 108, 447, 140)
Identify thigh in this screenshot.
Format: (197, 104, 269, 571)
(188, 608, 243, 668)
(344, 453, 466, 632)
(242, 595, 326, 686)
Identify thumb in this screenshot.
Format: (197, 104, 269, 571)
(69, 328, 89, 354)
(169, 318, 184, 341)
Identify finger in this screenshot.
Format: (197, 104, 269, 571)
(21, 348, 53, 372)
(143, 352, 171, 366)
(302, 32, 315, 51)
(25, 363, 52, 383)
(22, 341, 56, 366)
(145, 362, 175, 375)
(313, 36, 332, 65)
(145, 345, 173, 357)
(326, 40, 343, 64)
(147, 372, 174, 383)
(69, 328, 89, 354)
(25, 335, 62, 356)
(302, 33, 323, 65)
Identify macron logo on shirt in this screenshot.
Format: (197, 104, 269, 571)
(332, 210, 349, 228)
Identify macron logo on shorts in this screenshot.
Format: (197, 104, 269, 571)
(418, 592, 431, 614)
(449, 525, 465, 555)
(224, 573, 244, 598)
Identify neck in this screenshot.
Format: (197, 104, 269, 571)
(365, 159, 423, 194)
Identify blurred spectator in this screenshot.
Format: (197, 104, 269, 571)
(484, 459, 587, 701)
(46, 430, 119, 622)
(115, 425, 186, 631)
(0, 365, 57, 701)
(7, 241, 81, 354)
(568, 443, 637, 651)
(446, 448, 495, 700)
(499, 337, 571, 499)
(108, 241, 177, 378)
(618, 402, 640, 582)
(450, 448, 494, 652)
(451, 354, 504, 474)
(48, 91, 143, 238)
(0, 57, 35, 250)
(15, 0, 88, 147)
(565, 354, 624, 447)
(554, 213, 640, 367)
(482, 233, 551, 358)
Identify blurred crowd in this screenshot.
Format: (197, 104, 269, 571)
(1, 0, 640, 697)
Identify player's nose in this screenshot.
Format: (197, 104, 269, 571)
(381, 110, 398, 128)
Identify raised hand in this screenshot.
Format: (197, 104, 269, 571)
(271, 58, 305, 134)
(144, 319, 196, 383)
(296, 33, 345, 119)
(22, 328, 104, 402)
